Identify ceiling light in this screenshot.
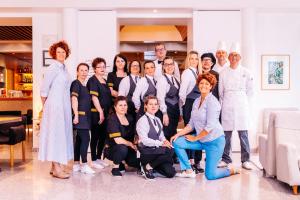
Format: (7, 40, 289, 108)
(153, 9, 158, 13)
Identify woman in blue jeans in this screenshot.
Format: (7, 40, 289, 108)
(171, 72, 240, 180)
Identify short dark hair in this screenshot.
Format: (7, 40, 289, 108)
(49, 40, 71, 59)
(76, 63, 89, 71)
(113, 54, 128, 73)
(162, 56, 174, 65)
(154, 43, 166, 51)
(128, 60, 141, 74)
(196, 72, 217, 91)
(92, 57, 106, 69)
(143, 60, 155, 68)
(201, 53, 216, 66)
(114, 96, 128, 107)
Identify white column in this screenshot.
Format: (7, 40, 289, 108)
(242, 8, 258, 150)
(189, 11, 201, 53)
(241, 8, 256, 70)
(63, 8, 78, 79)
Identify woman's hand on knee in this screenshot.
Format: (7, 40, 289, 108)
(170, 134, 180, 144)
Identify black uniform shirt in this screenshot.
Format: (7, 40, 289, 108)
(107, 113, 135, 146)
(87, 75, 112, 124)
(70, 79, 91, 130)
(107, 72, 126, 92)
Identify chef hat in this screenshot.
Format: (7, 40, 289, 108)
(216, 41, 227, 52)
(229, 42, 241, 55)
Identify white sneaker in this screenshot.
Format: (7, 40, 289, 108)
(217, 161, 228, 168)
(176, 171, 196, 178)
(81, 164, 96, 174)
(242, 161, 253, 170)
(92, 161, 104, 169)
(73, 164, 81, 172)
(96, 159, 109, 167)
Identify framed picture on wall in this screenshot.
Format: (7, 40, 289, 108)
(261, 55, 290, 90)
(42, 50, 55, 67)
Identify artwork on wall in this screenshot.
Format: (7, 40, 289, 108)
(261, 55, 290, 90)
(42, 50, 55, 67)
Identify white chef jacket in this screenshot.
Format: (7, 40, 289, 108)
(218, 64, 254, 131)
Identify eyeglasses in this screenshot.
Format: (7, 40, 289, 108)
(95, 66, 106, 69)
(163, 63, 174, 67)
(202, 58, 212, 62)
(155, 48, 166, 52)
(131, 64, 140, 67)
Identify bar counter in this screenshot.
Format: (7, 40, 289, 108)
(0, 97, 32, 114)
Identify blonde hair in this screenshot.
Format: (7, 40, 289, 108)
(184, 50, 202, 73)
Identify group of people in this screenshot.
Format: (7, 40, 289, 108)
(38, 40, 254, 181)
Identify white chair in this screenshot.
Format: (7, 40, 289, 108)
(258, 108, 299, 177)
(275, 111, 300, 194)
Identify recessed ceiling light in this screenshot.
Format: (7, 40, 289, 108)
(153, 9, 158, 13)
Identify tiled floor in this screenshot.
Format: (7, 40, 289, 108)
(0, 135, 299, 200)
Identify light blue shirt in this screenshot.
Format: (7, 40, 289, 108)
(188, 93, 224, 142)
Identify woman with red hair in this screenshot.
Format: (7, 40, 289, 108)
(39, 41, 73, 179)
(171, 73, 240, 180)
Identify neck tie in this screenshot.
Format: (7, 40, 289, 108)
(158, 60, 163, 64)
(153, 78, 157, 85)
(135, 76, 138, 84)
(153, 119, 157, 126)
(171, 77, 175, 85)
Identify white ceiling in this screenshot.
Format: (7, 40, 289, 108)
(1, 0, 300, 10)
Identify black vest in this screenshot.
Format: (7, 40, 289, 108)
(128, 75, 137, 101)
(164, 74, 180, 106)
(186, 68, 200, 100)
(142, 76, 157, 100)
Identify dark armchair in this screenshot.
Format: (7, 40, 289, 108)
(0, 124, 26, 167)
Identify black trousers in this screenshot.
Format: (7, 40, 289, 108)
(106, 144, 139, 168)
(74, 129, 90, 163)
(140, 147, 176, 178)
(182, 98, 202, 163)
(163, 104, 180, 141)
(90, 120, 107, 161)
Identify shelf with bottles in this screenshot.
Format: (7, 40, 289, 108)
(0, 66, 5, 86)
(16, 65, 33, 84)
(15, 84, 32, 91)
(17, 64, 32, 74)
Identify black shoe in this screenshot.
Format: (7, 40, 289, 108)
(141, 165, 155, 179)
(119, 163, 125, 172)
(137, 168, 144, 176)
(111, 168, 122, 176)
(192, 164, 204, 174)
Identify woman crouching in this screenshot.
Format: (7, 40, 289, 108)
(136, 95, 176, 179)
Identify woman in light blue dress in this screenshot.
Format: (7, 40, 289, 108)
(38, 41, 73, 179)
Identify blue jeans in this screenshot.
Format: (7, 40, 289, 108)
(173, 135, 231, 180)
(221, 130, 250, 164)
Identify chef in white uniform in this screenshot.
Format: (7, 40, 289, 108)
(213, 41, 229, 73)
(153, 43, 180, 81)
(218, 43, 254, 170)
